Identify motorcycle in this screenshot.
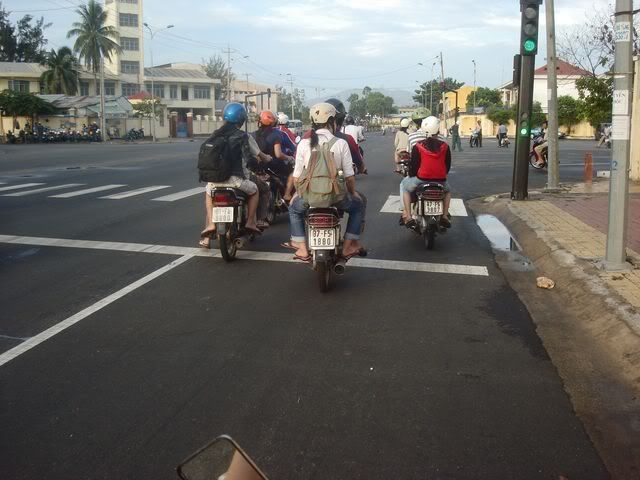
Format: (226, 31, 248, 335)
(469, 130, 479, 148)
(210, 187, 257, 262)
(405, 182, 449, 250)
(396, 152, 410, 177)
(306, 206, 345, 292)
(255, 165, 288, 225)
(177, 435, 268, 480)
(529, 134, 547, 170)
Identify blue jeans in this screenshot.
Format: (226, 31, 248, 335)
(289, 194, 363, 243)
(400, 177, 450, 198)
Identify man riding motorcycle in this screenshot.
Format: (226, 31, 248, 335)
(287, 103, 365, 262)
(400, 116, 452, 230)
(533, 120, 548, 167)
(276, 113, 297, 144)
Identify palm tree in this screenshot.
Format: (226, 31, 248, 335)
(40, 47, 79, 95)
(66, 0, 121, 82)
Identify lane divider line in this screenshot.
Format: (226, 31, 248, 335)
(152, 187, 204, 202)
(0, 234, 489, 277)
(0, 183, 46, 192)
(0, 255, 193, 368)
(99, 185, 170, 199)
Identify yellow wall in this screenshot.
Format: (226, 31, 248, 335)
(444, 86, 477, 113)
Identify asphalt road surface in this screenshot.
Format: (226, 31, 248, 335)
(0, 135, 611, 479)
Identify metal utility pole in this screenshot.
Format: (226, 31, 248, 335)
(605, 0, 634, 270)
(99, 54, 105, 141)
(224, 44, 233, 102)
(512, 0, 542, 200)
(144, 23, 174, 142)
(430, 62, 436, 113)
(472, 59, 477, 120)
(287, 73, 294, 119)
(439, 52, 446, 132)
(545, 0, 560, 190)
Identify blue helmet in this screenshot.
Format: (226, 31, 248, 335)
(223, 102, 247, 125)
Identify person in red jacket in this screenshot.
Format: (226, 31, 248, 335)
(400, 116, 452, 229)
(276, 112, 297, 144)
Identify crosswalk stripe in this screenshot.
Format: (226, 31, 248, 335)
(0, 183, 46, 192)
(50, 184, 127, 198)
(152, 186, 204, 202)
(100, 185, 170, 199)
(380, 195, 467, 216)
(2, 184, 84, 197)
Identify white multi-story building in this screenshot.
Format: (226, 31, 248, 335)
(104, 0, 144, 91)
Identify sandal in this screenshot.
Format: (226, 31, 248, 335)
(200, 228, 216, 239)
(280, 242, 298, 250)
(404, 218, 420, 232)
(244, 226, 262, 236)
(293, 254, 311, 262)
(198, 237, 211, 249)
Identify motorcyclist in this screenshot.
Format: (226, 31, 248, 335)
(199, 102, 261, 247)
(287, 103, 365, 262)
(394, 117, 411, 166)
(400, 116, 452, 230)
(407, 107, 430, 152)
(276, 112, 297, 144)
(534, 120, 548, 167)
(325, 98, 366, 174)
(342, 114, 365, 145)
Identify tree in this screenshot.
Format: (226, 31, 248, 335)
(486, 105, 515, 126)
(276, 86, 308, 121)
(0, 90, 56, 128)
(575, 75, 612, 128)
(531, 101, 546, 128)
(347, 93, 367, 118)
(414, 78, 464, 112)
(0, 3, 50, 62)
(132, 96, 162, 133)
(67, 0, 121, 77)
(466, 87, 501, 112)
(557, 96, 583, 134)
(366, 91, 396, 117)
(40, 47, 79, 95)
(202, 55, 235, 100)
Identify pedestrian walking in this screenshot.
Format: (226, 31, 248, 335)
(449, 122, 463, 151)
(476, 120, 483, 147)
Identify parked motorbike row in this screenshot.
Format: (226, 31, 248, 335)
(123, 128, 145, 142)
(5, 126, 102, 144)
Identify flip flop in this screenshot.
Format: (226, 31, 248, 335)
(293, 254, 311, 262)
(198, 238, 210, 249)
(280, 242, 298, 250)
(358, 248, 368, 257)
(200, 228, 216, 239)
(244, 227, 262, 236)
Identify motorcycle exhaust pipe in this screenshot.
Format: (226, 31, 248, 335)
(234, 235, 249, 249)
(333, 259, 347, 275)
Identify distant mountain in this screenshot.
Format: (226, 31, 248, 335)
(305, 88, 418, 108)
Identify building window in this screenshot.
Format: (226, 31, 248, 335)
(119, 13, 138, 27)
(119, 0, 138, 3)
(96, 81, 116, 96)
(79, 81, 89, 96)
(121, 60, 140, 74)
(8, 80, 30, 93)
(121, 37, 139, 51)
(145, 83, 165, 98)
(194, 86, 211, 99)
(122, 83, 140, 96)
(169, 85, 178, 99)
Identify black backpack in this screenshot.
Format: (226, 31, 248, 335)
(198, 132, 232, 182)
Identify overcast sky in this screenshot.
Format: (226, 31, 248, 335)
(7, 0, 619, 97)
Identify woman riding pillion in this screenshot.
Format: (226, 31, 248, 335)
(287, 103, 366, 262)
(400, 116, 452, 230)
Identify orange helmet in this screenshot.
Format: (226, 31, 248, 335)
(259, 110, 276, 127)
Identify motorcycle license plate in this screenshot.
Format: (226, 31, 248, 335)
(212, 207, 234, 223)
(423, 200, 444, 215)
(309, 228, 336, 249)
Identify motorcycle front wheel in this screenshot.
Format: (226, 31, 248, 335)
(529, 153, 546, 169)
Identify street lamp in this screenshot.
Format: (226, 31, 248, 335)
(143, 23, 174, 142)
(472, 59, 477, 120)
(418, 60, 438, 114)
(286, 73, 294, 120)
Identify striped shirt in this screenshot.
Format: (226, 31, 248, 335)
(407, 130, 427, 152)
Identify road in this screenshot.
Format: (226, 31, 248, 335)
(0, 136, 610, 479)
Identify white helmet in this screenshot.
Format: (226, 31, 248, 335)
(277, 112, 289, 125)
(310, 102, 337, 124)
(400, 118, 411, 128)
(421, 116, 440, 136)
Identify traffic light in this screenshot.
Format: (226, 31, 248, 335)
(519, 112, 530, 137)
(520, 1, 541, 56)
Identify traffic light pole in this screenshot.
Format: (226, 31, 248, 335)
(605, 0, 634, 270)
(512, 55, 535, 200)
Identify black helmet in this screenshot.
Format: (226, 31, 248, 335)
(345, 114, 355, 125)
(325, 98, 346, 124)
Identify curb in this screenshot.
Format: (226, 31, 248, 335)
(468, 197, 640, 478)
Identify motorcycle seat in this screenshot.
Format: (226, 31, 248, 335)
(308, 207, 344, 218)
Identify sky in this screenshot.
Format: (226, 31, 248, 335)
(6, 0, 619, 101)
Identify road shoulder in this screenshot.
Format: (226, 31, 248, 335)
(468, 194, 640, 479)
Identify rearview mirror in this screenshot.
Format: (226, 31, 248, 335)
(177, 435, 268, 480)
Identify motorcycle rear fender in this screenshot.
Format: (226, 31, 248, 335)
(216, 223, 227, 235)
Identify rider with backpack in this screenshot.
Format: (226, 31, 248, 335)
(286, 103, 365, 262)
(198, 103, 261, 247)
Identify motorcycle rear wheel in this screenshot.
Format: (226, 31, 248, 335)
(317, 261, 331, 292)
(529, 153, 546, 170)
(218, 229, 237, 262)
(424, 226, 436, 250)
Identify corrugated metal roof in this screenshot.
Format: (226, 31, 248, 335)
(37, 94, 133, 113)
(0, 62, 46, 75)
(144, 67, 210, 79)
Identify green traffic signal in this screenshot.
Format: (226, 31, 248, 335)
(520, 127, 529, 136)
(523, 39, 536, 53)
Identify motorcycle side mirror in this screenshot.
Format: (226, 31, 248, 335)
(295, 136, 301, 144)
(177, 435, 268, 480)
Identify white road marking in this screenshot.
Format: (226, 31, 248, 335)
(2, 184, 84, 197)
(380, 195, 467, 216)
(100, 185, 170, 199)
(0, 183, 46, 192)
(0, 234, 489, 277)
(50, 184, 127, 198)
(0, 255, 192, 368)
(152, 186, 204, 202)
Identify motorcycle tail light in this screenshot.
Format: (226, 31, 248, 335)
(420, 190, 445, 200)
(308, 214, 339, 227)
(213, 192, 238, 206)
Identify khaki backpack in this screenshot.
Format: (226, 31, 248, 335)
(296, 137, 346, 208)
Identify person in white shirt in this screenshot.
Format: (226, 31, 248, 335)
(287, 103, 365, 262)
(342, 115, 365, 144)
